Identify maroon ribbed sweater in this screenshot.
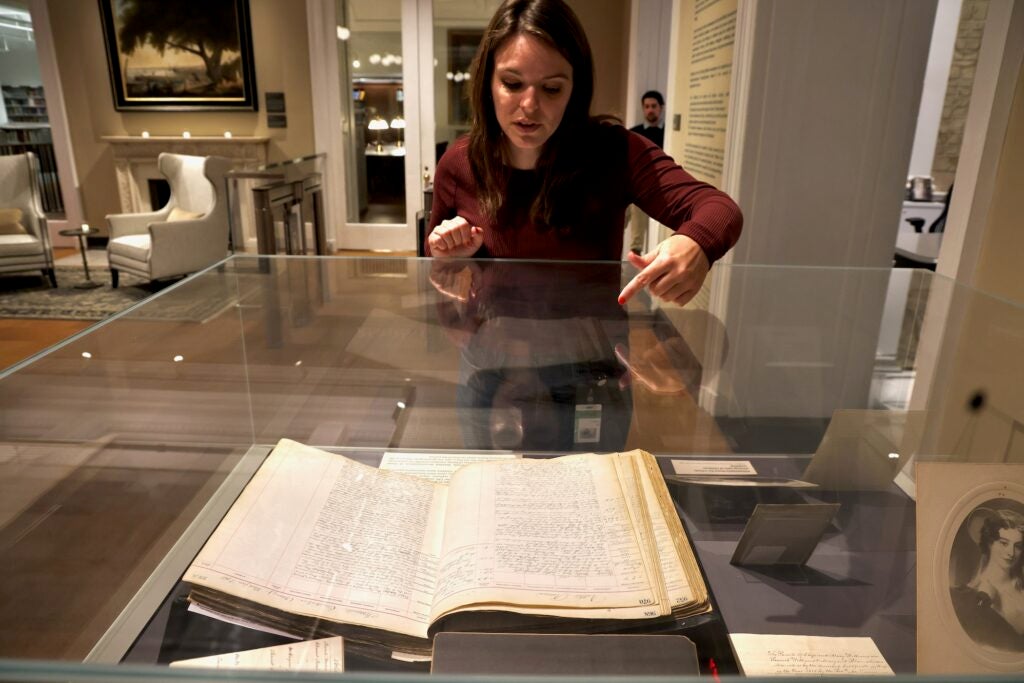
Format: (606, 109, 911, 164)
(426, 124, 742, 262)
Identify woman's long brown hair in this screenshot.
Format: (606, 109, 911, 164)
(467, 0, 608, 231)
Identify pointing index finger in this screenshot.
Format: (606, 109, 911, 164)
(618, 255, 670, 305)
(619, 253, 649, 304)
(618, 272, 645, 305)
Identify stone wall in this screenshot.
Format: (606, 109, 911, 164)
(932, 0, 989, 190)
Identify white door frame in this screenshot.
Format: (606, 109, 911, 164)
(307, 0, 432, 252)
(27, 0, 84, 245)
(412, 0, 436, 226)
(935, 0, 1024, 284)
(911, 0, 1024, 426)
(306, 0, 346, 251)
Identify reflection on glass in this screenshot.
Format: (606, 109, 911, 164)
(336, 0, 406, 224)
(430, 261, 631, 452)
(367, 115, 389, 152)
(390, 115, 405, 147)
(432, 1, 503, 163)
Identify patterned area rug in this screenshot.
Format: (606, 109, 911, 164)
(0, 267, 235, 322)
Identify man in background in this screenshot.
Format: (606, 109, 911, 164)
(627, 90, 666, 254)
(630, 90, 665, 148)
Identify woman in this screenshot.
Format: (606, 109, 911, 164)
(950, 507, 1024, 651)
(426, 0, 742, 306)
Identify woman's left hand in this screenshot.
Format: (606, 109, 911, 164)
(618, 234, 710, 306)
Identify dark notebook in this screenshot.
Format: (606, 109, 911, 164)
(431, 632, 699, 677)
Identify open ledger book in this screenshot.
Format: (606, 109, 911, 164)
(184, 439, 710, 656)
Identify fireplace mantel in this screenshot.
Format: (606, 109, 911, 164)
(102, 135, 270, 213)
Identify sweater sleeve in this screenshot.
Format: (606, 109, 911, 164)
(625, 131, 743, 263)
(425, 144, 462, 257)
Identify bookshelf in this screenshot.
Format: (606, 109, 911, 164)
(1, 85, 48, 123)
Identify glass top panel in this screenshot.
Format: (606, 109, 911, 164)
(1, 256, 1021, 680)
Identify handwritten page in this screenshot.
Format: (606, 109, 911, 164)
(170, 636, 343, 672)
(184, 439, 447, 639)
(380, 451, 520, 484)
(729, 634, 894, 676)
(430, 454, 658, 620)
(634, 454, 698, 609)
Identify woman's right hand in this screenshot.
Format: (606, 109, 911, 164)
(428, 216, 484, 258)
(429, 259, 480, 303)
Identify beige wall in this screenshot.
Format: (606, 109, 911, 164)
(567, 0, 630, 119)
(933, 0, 989, 191)
(973, 59, 1024, 305)
(47, 0, 315, 232)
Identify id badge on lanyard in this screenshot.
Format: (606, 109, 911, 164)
(573, 386, 602, 444)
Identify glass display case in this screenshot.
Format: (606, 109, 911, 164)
(1, 256, 1021, 681)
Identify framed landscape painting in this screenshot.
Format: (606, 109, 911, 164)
(99, 0, 258, 111)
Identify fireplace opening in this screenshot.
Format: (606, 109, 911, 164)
(148, 179, 171, 211)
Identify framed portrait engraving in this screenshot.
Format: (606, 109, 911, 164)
(98, 0, 258, 111)
(917, 463, 1024, 673)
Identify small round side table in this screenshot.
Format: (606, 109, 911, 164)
(58, 227, 102, 289)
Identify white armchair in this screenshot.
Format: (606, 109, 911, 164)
(0, 152, 56, 286)
(106, 153, 232, 288)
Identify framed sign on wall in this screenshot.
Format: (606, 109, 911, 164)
(99, 0, 258, 111)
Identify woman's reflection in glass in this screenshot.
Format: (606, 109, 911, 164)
(430, 260, 726, 453)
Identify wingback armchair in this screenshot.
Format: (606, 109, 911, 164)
(106, 153, 232, 288)
(0, 152, 56, 286)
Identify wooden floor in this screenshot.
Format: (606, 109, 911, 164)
(0, 248, 90, 370)
(0, 249, 417, 371)
(0, 319, 93, 370)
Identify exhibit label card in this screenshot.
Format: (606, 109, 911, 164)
(380, 451, 520, 484)
(729, 634, 893, 676)
(672, 459, 756, 476)
(170, 636, 344, 672)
